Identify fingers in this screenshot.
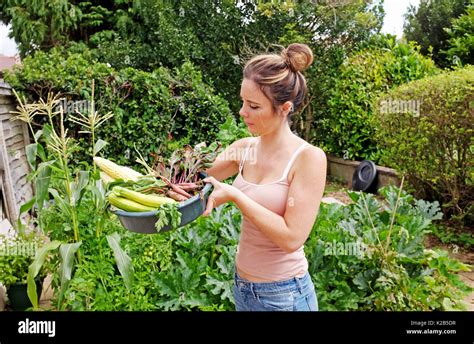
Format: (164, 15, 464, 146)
(202, 177, 221, 217)
(202, 196, 215, 217)
(203, 176, 218, 186)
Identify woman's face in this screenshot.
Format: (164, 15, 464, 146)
(239, 78, 286, 135)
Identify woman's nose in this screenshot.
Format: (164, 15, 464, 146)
(239, 106, 247, 118)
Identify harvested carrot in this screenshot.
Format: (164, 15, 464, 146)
(160, 176, 192, 198)
(167, 190, 189, 202)
(175, 185, 199, 191)
(176, 182, 200, 187)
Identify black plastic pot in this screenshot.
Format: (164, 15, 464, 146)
(112, 172, 213, 234)
(352, 160, 378, 193)
(8, 280, 42, 311)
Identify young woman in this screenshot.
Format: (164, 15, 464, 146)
(204, 43, 327, 311)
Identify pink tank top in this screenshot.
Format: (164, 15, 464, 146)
(232, 137, 309, 281)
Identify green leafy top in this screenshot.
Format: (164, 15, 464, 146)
(0, 232, 52, 286)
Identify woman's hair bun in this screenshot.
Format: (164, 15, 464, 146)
(281, 43, 313, 72)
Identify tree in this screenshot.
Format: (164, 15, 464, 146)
(443, 4, 474, 66)
(403, 0, 467, 67)
(0, 0, 385, 145)
(0, 0, 146, 57)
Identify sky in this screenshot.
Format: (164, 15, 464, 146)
(0, 0, 420, 57)
(0, 24, 17, 56)
(381, 0, 420, 37)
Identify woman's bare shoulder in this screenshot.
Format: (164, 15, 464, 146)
(287, 138, 326, 183)
(215, 137, 256, 164)
(230, 136, 256, 149)
(301, 141, 326, 158)
(292, 136, 326, 157)
(298, 143, 327, 170)
(291, 137, 326, 169)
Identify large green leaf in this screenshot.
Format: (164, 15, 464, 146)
(71, 170, 90, 206)
(206, 274, 233, 302)
(106, 232, 134, 290)
(93, 139, 108, 156)
(19, 198, 36, 215)
(17, 197, 36, 236)
(33, 130, 43, 143)
(88, 181, 107, 212)
(27, 240, 61, 309)
(25, 143, 38, 171)
(57, 242, 82, 308)
(35, 161, 54, 211)
(152, 250, 209, 310)
(48, 188, 71, 217)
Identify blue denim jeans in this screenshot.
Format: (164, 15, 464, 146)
(233, 270, 318, 311)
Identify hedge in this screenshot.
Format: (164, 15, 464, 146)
(5, 46, 233, 167)
(323, 38, 438, 162)
(373, 65, 474, 225)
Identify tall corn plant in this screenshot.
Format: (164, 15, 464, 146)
(68, 80, 113, 175)
(11, 88, 133, 310)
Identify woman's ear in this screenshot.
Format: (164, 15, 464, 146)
(281, 101, 293, 115)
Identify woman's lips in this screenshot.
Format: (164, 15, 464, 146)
(245, 122, 254, 126)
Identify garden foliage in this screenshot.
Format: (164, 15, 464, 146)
(307, 187, 471, 311)
(373, 66, 474, 226)
(5, 47, 232, 167)
(324, 36, 437, 161)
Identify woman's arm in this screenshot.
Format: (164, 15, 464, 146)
(203, 146, 326, 252)
(231, 147, 327, 253)
(205, 137, 253, 182)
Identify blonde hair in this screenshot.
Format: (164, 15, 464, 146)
(243, 43, 313, 117)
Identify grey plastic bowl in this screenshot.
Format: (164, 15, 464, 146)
(112, 172, 213, 234)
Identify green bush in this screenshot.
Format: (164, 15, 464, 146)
(402, 0, 467, 68)
(306, 186, 472, 311)
(443, 4, 474, 66)
(1, 0, 388, 142)
(0, 232, 52, 287)
(45, 188, 471, 311)
(324, 36, 438, 161)
(5, 47, 232, 168)
(40, 200, 241, 311)
(373, 66, 474, 225)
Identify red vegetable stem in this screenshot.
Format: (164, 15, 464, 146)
(160, 176, 192, 198)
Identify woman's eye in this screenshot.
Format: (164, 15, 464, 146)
(250, 105, 259, 109)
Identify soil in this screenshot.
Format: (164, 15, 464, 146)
(324, 189, 354, 205)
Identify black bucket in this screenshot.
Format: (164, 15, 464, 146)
(113, 172, 213, 234)
(352, 160, 378, 193)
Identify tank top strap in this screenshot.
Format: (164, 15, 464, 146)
(279, 143, 309, 182)
(239, 137, 258, 173)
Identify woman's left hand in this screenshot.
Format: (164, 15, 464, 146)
(202, 176, 241, 217)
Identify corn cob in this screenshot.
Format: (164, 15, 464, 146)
(108, 193, 155, 212)
(100, 171, 116, 185)
(112, 186, 176, 207)
(94, 157, 142, 181)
